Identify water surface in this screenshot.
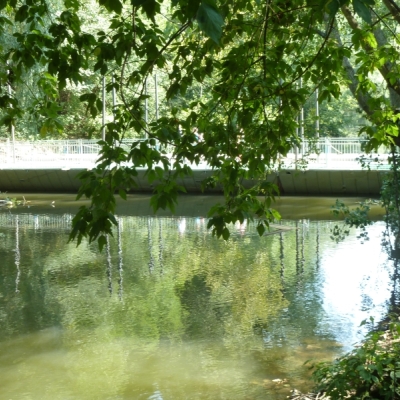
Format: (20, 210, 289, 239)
(0, 211, 393, 399)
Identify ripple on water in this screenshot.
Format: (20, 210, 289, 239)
(0, 217, 394, 399)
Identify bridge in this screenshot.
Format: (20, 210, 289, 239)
(0, 138, 392, 195)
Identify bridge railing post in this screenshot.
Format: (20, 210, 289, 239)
(5, 138, 10, 164)
(325, 137, 330, 167)
(79, 139, 83, 161)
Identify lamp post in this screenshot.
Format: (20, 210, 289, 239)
(7, 64, 15, 163)
(112, 75, 116, 121)
(299, 78, 304, 156)
(316, 88, 320, 138)
(145, 78, 148, 138)
(102, 76, 106, 141)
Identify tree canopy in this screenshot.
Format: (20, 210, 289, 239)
(0, 0, 399, 247)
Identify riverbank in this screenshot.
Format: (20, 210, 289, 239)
(290, 319, 400, 400)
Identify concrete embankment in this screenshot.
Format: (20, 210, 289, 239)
(0, 168, 389, 195)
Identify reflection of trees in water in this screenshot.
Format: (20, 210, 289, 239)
(106, 234, 112, 295)
(180, 274, 217, 339)
(279, 231, 285, 283)
(1, 216, 397, 400)
(0, 215, 286, 348)
(265, 221, 333, 349)
(0, 227, 64, 340)
(0, 215, 392, 353)
(158, 218, 163, 275)
(147, 218, 155, 273)
(117, 217, 123, 300)
(295, 221, 303, 295)
(14, 215, 20, 293)
(316, 222, 320, 269)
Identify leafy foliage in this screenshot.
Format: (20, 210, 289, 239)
(380, 151, 400, 253)
(330, 199, 373, 243)
(311, 320, 400, 400)
(2, 0, 400, 245)
(303, 89, 368, 138)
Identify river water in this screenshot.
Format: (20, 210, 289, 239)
(0, 195, 395, 399)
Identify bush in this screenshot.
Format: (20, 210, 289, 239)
(311, 321, 400, 399)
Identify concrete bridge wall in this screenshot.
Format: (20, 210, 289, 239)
(0, 168, 388, 195)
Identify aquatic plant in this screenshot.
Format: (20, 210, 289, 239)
(0, 197, 30, 208)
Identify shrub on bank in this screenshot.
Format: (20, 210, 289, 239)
(311, 321, 400, 400)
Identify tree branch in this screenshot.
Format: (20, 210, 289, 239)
(329, 16, 374, 116)
(341, 5, 400, 101)
(382, 0, 400, 24)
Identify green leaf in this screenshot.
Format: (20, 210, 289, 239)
(352, 0, 372, 24)
(98, 235, 107, 252)
(325, 0, 340, 15)
(324, 0, 350, 15)
(270, 209, 281, 220)
(60, 10, 81, 32)
(15, 5, 29, 22)
(256, 223, 265, 236)
(64, 0, 80, 10)
(132, 0, 158, 20)
(98, 0, 122, 14)
(108, 213, 118, 226)
(0, 0, 8, 11)
(119, 189, 127, 200)
(196, 2, 224, 44)
(222, 227, 230, 240)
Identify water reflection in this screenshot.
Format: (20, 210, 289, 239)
(316, 222, 320, 269)
(0, 214, 395, 399)
(118, 217, 124, 300)
(106, 233, 113, 295)
(14, 214, 21, 293)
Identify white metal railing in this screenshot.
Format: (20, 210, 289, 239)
(0, 138, 142, 168)
(282, 138, 390, 170)
(0, 138, 392, 170)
